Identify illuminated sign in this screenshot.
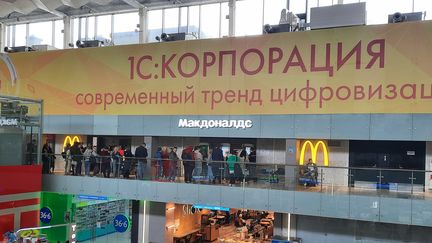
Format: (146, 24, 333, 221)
(69, 223, 77, 243)
(299, 140, 329, 166)
(193, 205, 230, 212)
(77, 195, 108, 201)
(178, 119, 253, 129)
(182, 205, 201, 215)
(0, 117, 18, 126)
(39, 207, 52, 224)
(63, 136, 80, 148)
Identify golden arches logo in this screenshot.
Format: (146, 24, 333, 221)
(63, 136, 80, 148)
(299, 140, 329, 166)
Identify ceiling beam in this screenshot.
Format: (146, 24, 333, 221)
(31, 0, 66, 17)
(121, 0, 145, 9)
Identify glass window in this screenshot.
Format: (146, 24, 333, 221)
(54, 20, 64, 49)
(189, 6, 200, 37)
(343, 0, 360, 3)
(264, 0, 286, 25)
(291, 0, 306, 14)
(80, 17, 86, 40)
(221, 2, 229, 37)
(88, 16, 95, 40)
(307, 0, 318, 23)
(318, 0, 333, 7)
(72, 18, 79, 44)
(366, 0, 412, 25)
(200, 4, 220, 39)
(6, 25, 12, 47)
(164, 8, 179, 33)
(236, 0, 264, 36)
(15, 24, 27, 46)
(97, 15, 112, 41)
(180, 7, 188, 33)
(113, 12, 139, 45)
(28, 21, 52, 46)
(415, 0, 432, 19)
(148, 10, 163, 42)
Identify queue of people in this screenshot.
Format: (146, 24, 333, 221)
(55, 142, 259, 186)
(60, 142, 149, 178)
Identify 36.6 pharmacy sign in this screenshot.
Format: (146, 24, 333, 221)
(113, 214, 129, 233)
(40, 207, 52, 224)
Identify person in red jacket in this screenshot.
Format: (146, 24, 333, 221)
(182, 146, 195, 183)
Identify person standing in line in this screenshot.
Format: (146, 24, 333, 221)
(90, 146, 99, 176)
(99, 147, 111, 178)
(194, 147, 203, 178)
(248, 147, 257, 182)
(227, 150, 240, 186)
(70, 142, 82, 176)
(135, 143, 148, 180)
(155, 147, 163, 180)
(112, 146, 121, 178)
(168, 147, 179, 182)
(123, 146, 133, 179)
(83, 145, 93, 176)
(211, 145, 225, 183)
(63, 143, 72, 175)
(181, 146, 194, 183)
(161, 146, 170, 180)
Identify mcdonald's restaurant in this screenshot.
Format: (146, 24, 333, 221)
(43, 130, 429, 192)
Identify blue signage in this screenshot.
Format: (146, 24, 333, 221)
(40, 207, 52, 224)
(113, 214, 129, 233)
(77, 195, 108, 201)
(193, 205, 230, 211)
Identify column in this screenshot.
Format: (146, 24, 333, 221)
(135, 201, 166, 243)
(285, 139, 297, 187)
(149, 201, 166, 243)
(139, 7, 148, 44)
(228, 0, 236, 37)
(63, 16, 72, 49)
(273, 213, 290, 239)
(0, 23, 5, 52)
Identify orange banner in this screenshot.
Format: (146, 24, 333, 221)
(1, 21, 432, 115)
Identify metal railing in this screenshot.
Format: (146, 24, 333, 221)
(39, 153, 432, 199)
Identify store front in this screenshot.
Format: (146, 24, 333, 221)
(165, 203, 275, 243)
(40, 192, 133, 242)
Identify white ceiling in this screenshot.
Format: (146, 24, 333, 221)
(0, 0, 223, 24)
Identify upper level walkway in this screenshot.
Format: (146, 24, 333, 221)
(41, 155, 432, 228)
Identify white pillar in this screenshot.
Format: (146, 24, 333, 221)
(139, 7, 148, 44)
(63, 16, 72, 49)
(290, 214, 297, 239)
(145, 201, 166, 243)
(137, 200, 149, 243)
(228, 0, 236, 37)
(274, 213, 290, 239)
(0, 23, 5, 52)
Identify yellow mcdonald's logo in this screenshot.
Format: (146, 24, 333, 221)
(299, 140, 329, 166)
(63, 136, 80, 148)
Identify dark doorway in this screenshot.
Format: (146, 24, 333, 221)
(349, 140, 425, 186)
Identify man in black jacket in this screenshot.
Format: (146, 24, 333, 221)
(135, 143, 148, 180)
(70, 142, 82, 176)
